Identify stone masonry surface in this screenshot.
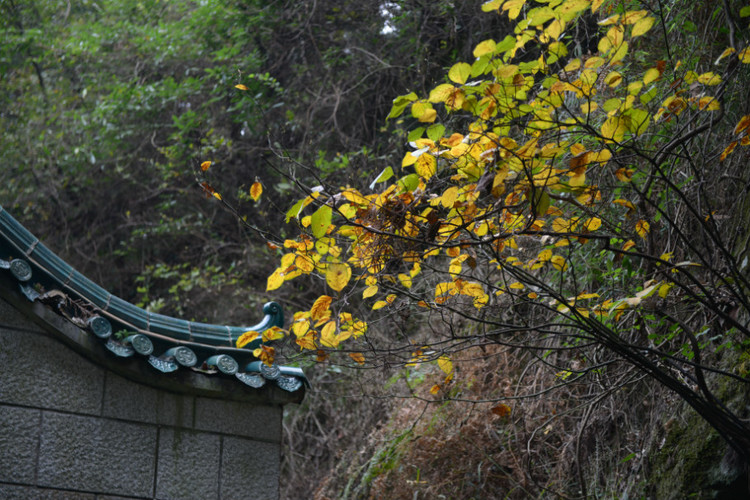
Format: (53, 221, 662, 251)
(0, 296, 283, 500)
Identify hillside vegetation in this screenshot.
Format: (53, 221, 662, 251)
(2, 0, 749, 498)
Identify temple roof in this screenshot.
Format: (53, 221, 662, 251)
(0, 205, 306, 400)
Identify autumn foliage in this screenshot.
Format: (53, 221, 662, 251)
(227, 0, 750, 462)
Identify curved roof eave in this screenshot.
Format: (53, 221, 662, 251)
(0, 205, 307, 399)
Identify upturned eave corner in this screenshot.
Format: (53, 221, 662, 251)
(0, 205, 307, 404)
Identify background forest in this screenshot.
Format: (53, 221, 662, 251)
(2, 0, 750, 498)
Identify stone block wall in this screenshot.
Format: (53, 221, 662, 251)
(0, 296, 284, 500)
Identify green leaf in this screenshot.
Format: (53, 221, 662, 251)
(527, 7, 555, 26)
(740, 6, 750, 17)
(311, 205, 332, 238)
(532, 190, 550, 217)
(387, 92, 418, 120)
(640, 87, 658, 105)
(427, 124, 446, 142)
(408, 127, 425, 142)
(286, 199, 305, 222)
(681, 20, 696, 32)
(623, 108, 650, 136)
(369, 167, 394, 189)
(471, 55, 492, 77)
(397, 174, 420, 192)
(495, 35, 516, 54)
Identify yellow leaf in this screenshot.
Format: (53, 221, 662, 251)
(446, 246, 460, 258)
(552, 217, 573, 233)
(236, 331, 259, 348)
(547, 19, 565, 40)
(635, 220, 650, 239)
(311, 295, 333, 321)
(604, 71, 623, 87)
(615, 167, 635, 182)
(412, 101, 437, 123)
(734, 115, 750, 135)
(398, 273, 413, 288)
(502, 0, 526, 20)
(584, 217, 602, 231)
(320, 321, 338, 347)
(292, 319, 310, 338)
(491, 403, 511, 417)
(643, 68, 661, 85)
(250, 182, 263, 201)
(598, 14, 620, 26)
(415, 151, 437, 179)
(402, 151, 418, 167)
(606, 25, 624, 48)
(326, 263, 351, 292)
(631, 16, 655, 37)
(481, 0, 502, 12)
(558, 0, 589, 19)
(200, 161, 212, 172)
(448, 62, 471, 84)
(610, 40, 629, 63)
(622, 239, 636, 251)
(720, 141, 737, 161)
(739, 47, 750, 64)
(509, 282, 525, 289)
(698, 97, 720, 111)
(621, 10, 648, 24)
(473, 39, 496, 58)
(570, 143, 586, 156)
(266, 268, 285, 291)
(564, 58, 581, 72)
(262, 326, 285, 342)
(296, 332, 316, 350)
(341, 188, 369, 205)
(715, 47, 735, 64)
(430, 384, 441, 395)
(658, 283, 674, 298)
(372, 300, 388, 310)
(551, 255, 568, 271)
(697, 72, 721, 86)
(601, 115, 626, 142)
(613, 198, 636, 217)
(437, 355, 453, 375)
(441, 186, 460, 208)
(363, 285, 378, 299)
(235, 84, 249, 90)
(254, 345, 275, 365)
(429, 83, 457, 103)
(349, 352, 366, 365)
(482, 0, 505, 12)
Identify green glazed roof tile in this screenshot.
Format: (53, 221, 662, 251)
(0, 205, 307, 395)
